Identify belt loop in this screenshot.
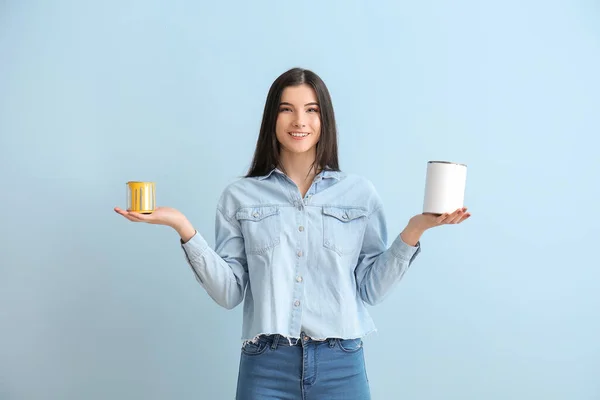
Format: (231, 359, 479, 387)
(328, 338, 336, 348)
(271, 334, 280, 350)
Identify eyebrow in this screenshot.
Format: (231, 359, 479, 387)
(279, 102, 320, 107)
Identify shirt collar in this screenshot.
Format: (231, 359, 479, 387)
(320, 169, 341, 180)
(257, 167, 341, 181)
(256, 168, 279, 180)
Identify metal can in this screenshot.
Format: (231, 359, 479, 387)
(126, 181, 156, 214)
(422, 161, 467, 215)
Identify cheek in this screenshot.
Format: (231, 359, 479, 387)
(275, 115, 287, 134)
(311, 116, 321, 134)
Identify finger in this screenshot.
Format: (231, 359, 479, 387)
(451, 212, 470, 224)
(442, 209, 461, 223)
(114, 208, 145, 222)
(451, 210, 467, 224)
(123, 212, 144, 222)
(114, 207, 128, 216)
(456, 208, 470, 221)
(127, 211, 152, 222)
(457, 213, 471, 223)
(453, 207, 468, 221)
(114, 208, 133, 219)
(440, 209, 462, 224)
(436, 213, 451, 224)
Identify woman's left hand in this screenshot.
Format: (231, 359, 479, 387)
(400, 207, 471, 246)
(410, 207, 471, 231)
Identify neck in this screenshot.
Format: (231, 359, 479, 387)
(279, 150, 320, 187)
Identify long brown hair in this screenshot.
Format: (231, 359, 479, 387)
(245, 68, 340, 177)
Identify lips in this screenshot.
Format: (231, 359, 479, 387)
(288, 132, 310, 139)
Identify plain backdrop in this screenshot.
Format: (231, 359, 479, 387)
(1, 1, 599, 399)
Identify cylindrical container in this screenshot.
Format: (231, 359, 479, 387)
(422, 161, 467, 215)
(126, 181, 156, 214)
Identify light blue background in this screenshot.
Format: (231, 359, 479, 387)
(1, 1, 599, 399)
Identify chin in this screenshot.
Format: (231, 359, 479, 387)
(282, 144, 317, 155)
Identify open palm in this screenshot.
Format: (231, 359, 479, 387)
(411, 207, 471, 231)
(114, 206, 185, 228)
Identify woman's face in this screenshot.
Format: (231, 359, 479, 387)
(275, 84, 321, 158)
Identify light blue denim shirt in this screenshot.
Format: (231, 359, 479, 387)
(181, 168, 421, 342)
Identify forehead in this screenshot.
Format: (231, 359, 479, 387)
(280, 84, 318, 103)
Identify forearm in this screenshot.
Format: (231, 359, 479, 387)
(357, 234, 420, 305)
(176, 218, 247, 310)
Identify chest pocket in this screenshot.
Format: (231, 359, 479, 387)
(236, 206, 281, 255)
(322, 206, 368, 256)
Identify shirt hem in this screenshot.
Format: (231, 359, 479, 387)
(240, 328, 379, 346)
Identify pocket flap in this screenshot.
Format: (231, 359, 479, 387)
(322, 206, 367, 222)
(236, 206, 279, 221)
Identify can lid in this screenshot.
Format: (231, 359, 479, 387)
(428, 161, 467, 167)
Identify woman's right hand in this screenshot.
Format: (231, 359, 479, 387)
(114, 205, 185, 226)
(114, 206, 196, 242)
(115, 207, 188, 231)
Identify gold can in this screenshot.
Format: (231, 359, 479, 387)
(126, 181, 156, 214)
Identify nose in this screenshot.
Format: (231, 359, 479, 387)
(292, 119, 306, 128)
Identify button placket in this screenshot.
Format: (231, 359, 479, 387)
(292, 192, 306, 328)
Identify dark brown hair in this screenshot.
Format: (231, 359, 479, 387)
(245, 68, 340, 177)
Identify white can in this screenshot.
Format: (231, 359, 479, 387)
(422, 161, 467, 215)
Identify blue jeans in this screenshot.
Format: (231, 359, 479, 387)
(236, 332, 371, 399)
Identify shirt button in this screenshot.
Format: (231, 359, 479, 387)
(297, 251, 303, 257)
(296, 276, 303, 282)
(294, 300, 301, 307)
(298, 226, 304, 231)
(252, 212, 259, 218)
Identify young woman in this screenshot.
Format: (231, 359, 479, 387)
(115, 68, 470, 399)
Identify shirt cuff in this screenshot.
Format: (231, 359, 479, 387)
(390, 234, 421, 262)
(180, 230, 209, 259)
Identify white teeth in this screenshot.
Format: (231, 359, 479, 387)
(290, 133, 309, 137)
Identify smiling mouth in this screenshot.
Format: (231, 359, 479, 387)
(288, 132, 310, 138)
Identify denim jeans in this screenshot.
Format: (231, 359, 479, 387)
(236, 331, 371, 399)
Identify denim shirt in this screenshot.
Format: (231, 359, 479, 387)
(181, 168, 421, 342)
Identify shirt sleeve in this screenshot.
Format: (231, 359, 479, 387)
(180, 206, 248, 310)
(354, 202, 421, 306)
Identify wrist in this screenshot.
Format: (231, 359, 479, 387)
(400, 225, 425, 247)
(173, 218, 196, 242)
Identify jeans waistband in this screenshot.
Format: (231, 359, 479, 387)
(256, 332, 338, 349)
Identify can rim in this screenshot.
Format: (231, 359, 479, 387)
(126, 181, 155, 184)
(428, 161, 467, 167)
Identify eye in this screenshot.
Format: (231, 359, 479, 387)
(279, 107, 292, 112)
(307, 107, 319, 113)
